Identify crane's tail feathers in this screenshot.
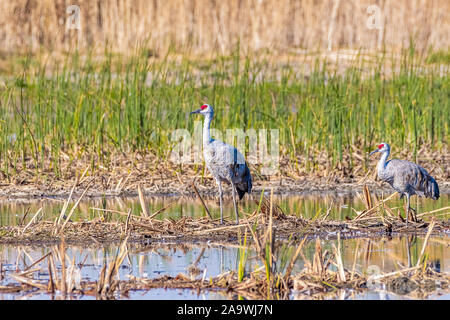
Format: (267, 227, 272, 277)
(425, 176, 440, 200)
(236, 182, 252, 200)
(236, 187, 247, 200)
(235, 163, 252, 200)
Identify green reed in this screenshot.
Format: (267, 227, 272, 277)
(0, 46, 448, 178)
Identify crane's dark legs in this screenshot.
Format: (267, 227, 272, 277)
(218, 181, 224, 224)
(231, 183, 239, 224)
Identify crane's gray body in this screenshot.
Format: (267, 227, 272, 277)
(204, 139, 252, 200)
(191, 104, 252, 223)
(371, 142, 439, 224)
(378, 158, 439, 200)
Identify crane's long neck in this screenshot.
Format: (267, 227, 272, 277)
(203, 113, 213, 146)
(377, 150, 390, 174)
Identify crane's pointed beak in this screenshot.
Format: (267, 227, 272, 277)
(190, 109, 201, 115)
(369, 149, 379, 156)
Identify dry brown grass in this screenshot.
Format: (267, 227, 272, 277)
(1, 211, 448, 245)
(1, 0, 449, 54)
(0, 147, 448, 200)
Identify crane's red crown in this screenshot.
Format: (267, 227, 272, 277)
(378, 144, 384, 149)
(201, 104, 208, 110)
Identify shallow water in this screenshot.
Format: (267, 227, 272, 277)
(0, 193, 448, 299)
(0, 192, 448, 226)
(0, 235, 448, 300)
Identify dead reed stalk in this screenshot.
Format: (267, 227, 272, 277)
(192, 181, 213, 221)
(137, 185, 149, 218)
(416, 219, 436, 268)
(57, 179, 94, 234)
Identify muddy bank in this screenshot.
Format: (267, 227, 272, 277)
(0, 220, 447, 246)
(0, 150, 448, 200)
(0, 208, 448, 245)
(0, 184, 448, 245)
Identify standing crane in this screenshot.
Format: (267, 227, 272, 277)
(369, 142, 440, 225)
(190, 104, 252, 224)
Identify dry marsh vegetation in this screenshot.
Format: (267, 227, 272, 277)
(0, 185, 448, 245)
(1, 0, 449, 53)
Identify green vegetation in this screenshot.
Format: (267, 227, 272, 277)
(0, 47, 448, 178)
(425, 49, 450, 65)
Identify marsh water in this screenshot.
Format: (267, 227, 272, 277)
(0, 192, 448, 226)
(0, 192, 448, 300)
(0, 235, 449, 300)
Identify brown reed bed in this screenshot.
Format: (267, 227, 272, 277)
(0, 185, 448, 245)
(0, 148, 448, 200)
(1, 213, 448, 246)
(2, 0, 449, 54)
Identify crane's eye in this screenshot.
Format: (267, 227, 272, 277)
(378, 144, 384, 149)
(201, 105, 208, 110)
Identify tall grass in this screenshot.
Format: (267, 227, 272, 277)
(0, 46, 448, 178)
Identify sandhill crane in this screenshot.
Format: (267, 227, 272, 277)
(369, 142, 440, 224)
(190, 104, 252, 224)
